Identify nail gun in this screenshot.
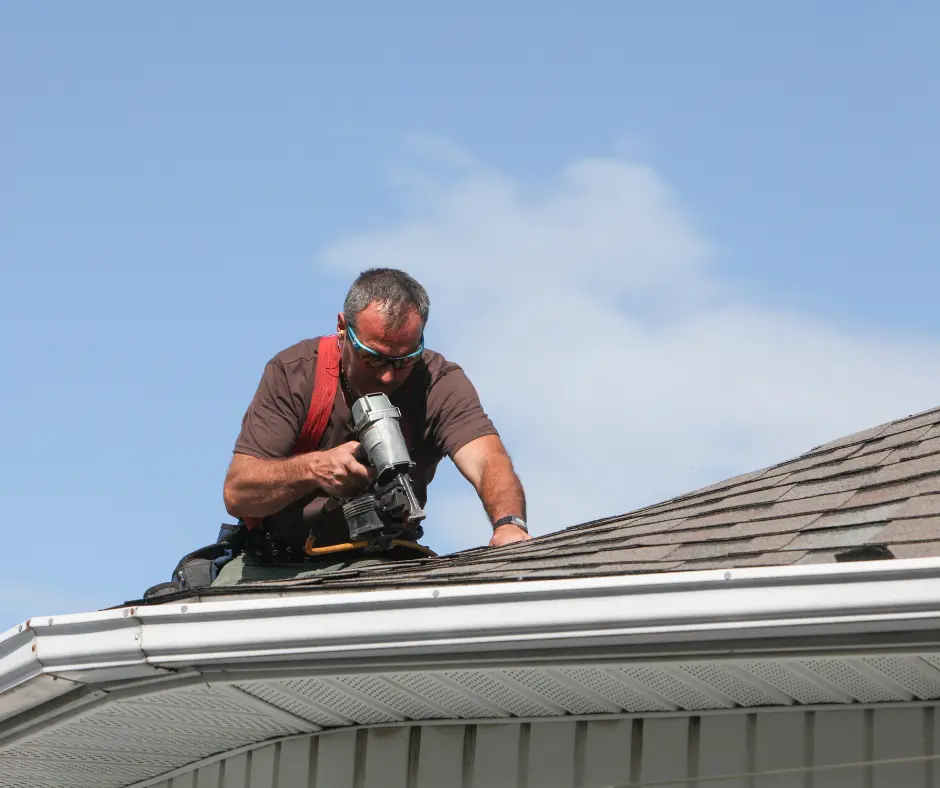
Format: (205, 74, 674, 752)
(340, 393, 427, 552)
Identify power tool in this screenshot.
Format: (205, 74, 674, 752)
(341, 393, 427, 552)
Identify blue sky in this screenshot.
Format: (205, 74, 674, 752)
(2, 2, 939, 629)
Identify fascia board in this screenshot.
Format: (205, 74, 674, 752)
(135, 558, 940, 665)
(0, 624, 78, 725)
(28, 608, 145, 675)
(6, 557, 940, 686)
(0, 625, 40, 696)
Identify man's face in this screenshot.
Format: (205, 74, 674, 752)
(338, 302, 425, 397)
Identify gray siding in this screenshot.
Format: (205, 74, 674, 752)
(147, 706, 940, 788)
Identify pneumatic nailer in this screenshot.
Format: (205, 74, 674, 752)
(336, 393, 428, 553)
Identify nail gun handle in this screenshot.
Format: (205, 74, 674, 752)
(398, 474, 426, 523)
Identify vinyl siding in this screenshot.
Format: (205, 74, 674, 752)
(145, 706, 940, 788)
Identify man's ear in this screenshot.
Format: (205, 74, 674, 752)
(336, 312, 346, 337)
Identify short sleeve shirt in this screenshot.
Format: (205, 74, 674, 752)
(233, 337, 498, 547)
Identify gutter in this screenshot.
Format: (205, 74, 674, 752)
(6, 557, 940, 694)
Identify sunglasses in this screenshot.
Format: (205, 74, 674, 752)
(345, 324, 425, 369)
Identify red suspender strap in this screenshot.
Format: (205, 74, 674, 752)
(242, 335, 341, 531)
(294, 334, 341, 454)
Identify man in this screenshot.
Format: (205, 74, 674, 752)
(216, 268, 530, 584)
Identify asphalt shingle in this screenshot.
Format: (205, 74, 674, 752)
(875, 517, 940, 543)
(851, 425, 934, 457)
(890, 541, 940, 559)
(785, 524, 888, 551)
(782, 450, 895, 486)
(801, 502, 906, 531)
(892, 437, 940, 462)
(843, 475, 940, 508)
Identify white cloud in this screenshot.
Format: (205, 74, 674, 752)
(321, 138, 940, 552)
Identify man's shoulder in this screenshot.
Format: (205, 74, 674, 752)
(420, 347, 464, 383)
(267, 337, 327, 369)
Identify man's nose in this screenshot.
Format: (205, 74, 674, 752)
(378, 366, 396, 385)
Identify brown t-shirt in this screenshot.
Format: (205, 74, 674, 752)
(233, 337, 498, 547)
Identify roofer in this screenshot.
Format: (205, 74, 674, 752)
(214, 268, 530, 585)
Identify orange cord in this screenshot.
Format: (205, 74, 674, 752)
(303, 536, 437, 557)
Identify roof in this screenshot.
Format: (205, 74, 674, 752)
(7, 558, 940, 788)
(166, 403, 940, 599)
(8, 405, 940, 788)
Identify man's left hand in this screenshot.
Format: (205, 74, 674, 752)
(489, 524, 532, 547)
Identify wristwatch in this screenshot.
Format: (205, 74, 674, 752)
(493, 515, 528, 533)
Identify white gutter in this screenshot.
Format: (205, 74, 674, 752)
(0, 625, 79, 724)
(6, 558, 940, 694)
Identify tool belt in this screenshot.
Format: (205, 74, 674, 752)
(243, 522, 435, 565)
(142, 520, 435, 600)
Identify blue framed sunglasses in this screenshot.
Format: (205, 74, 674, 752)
(345, 324, 425, 369)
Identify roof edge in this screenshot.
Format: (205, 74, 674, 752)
(5, 558, 940, 688)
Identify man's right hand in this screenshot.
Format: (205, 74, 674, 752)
(310, 441, 376, 498)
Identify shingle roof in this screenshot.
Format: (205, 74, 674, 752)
(253, 403, 940, 590)
(139, 403, 937, 604)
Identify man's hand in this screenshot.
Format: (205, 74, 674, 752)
(489, 523, 532, 547)
(223, 443, 376, 520)
(311, 441, 376, 498)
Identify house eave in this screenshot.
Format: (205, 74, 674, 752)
(7, 558, 940, 787)
(6, 557, 940, 688)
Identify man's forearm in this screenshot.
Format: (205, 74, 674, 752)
(478, 453, 527, 524)
(223, 453, 320, 519)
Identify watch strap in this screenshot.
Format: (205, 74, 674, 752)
(493, 515, 528, 532)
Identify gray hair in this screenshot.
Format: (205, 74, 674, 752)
(343, 268, 430, 329)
